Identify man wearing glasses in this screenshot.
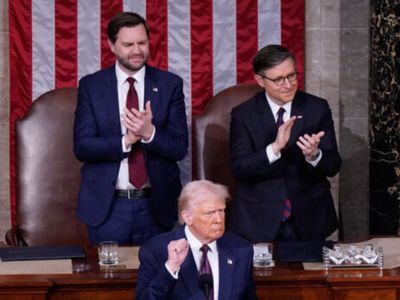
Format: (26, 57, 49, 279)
(228, 44, 342, 243)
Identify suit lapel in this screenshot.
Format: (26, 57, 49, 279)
(288, 92, 305, 146)
(144, 65, 161, 117)
(255, 91, 306, 148)
(174, 227, 201, 296)
(255, 92, 278, 143)
(180, 251, 201, 296)
(101, 66, 121, 134)
(216, 239, 235, 299)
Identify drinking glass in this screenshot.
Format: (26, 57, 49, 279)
(98, 241, 119, 266)
(253, 243, 273, 267)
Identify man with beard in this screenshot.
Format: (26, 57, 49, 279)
(136, 180, 256, 300)
(74, 12, 188, 245)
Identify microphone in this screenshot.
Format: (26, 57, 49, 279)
(198, 273, 213, 298)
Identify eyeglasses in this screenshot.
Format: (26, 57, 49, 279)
(258, 71, 297, 86)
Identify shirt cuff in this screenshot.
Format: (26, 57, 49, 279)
(141, 125, 156, 144)
(122, 135, 132, 153)
(266, 144, 281, 164)
(165, 262, 180, 279)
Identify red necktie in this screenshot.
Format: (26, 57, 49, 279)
(199, 245, 213, 300)
(126, 77, 148, 188)
(276, 107, 292, 221)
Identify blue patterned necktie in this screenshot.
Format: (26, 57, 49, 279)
(276, 107, 292, 221)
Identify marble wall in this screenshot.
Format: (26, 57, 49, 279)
(338, 0, 370, 240)
(0, 1, 371, 242)
(306, 0, 370, 240)
(370, 0, 400, 234)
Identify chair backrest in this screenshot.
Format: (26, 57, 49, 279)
(194, 84, 261, 195)
(15, 88, 89, 246)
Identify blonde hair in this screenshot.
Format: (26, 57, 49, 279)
(178, 180, 229, 224)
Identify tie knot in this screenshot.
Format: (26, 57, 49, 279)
(126, 77, 135, 86)
(200, 244, 211, 254)
(277, 107, 285, 117)
(276, 107, 285, 127)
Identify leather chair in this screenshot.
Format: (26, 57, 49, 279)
(5, 88, 89, 246)
(194, 84, 262, 195)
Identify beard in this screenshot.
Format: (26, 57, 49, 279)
(117, 53, 148, 73)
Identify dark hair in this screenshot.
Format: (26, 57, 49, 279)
(252, 44, 295, 74)
(107, 12, 150, 44)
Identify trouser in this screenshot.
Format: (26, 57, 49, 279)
(87, 195, 160, 245)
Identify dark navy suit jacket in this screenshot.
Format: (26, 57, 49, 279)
(136, 226, 257, 300)
(229, 90, 341, 242)
(73, 64, 188, 230)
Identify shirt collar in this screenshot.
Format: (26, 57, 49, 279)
(265, 92, 292, 117)
(115, 62, 146, 86)
(184, 225, 218, 253)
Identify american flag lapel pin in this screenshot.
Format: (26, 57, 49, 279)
(227, 258, 233, 265)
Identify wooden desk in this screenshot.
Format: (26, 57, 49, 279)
(0, 246, 137, 300)
(1, 247, 400, 300)
(255, 262, 400, 300)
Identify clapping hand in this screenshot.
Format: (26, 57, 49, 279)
(296, 131, 325, 160)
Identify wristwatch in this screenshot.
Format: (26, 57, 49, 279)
(309, 148, 321, 161)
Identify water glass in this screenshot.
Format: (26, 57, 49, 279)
(98, 241, 119, 266)
(253, 243, 273, 267)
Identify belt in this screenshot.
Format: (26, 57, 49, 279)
(115, 188, 151, 199)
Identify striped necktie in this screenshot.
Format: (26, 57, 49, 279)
(276, 107, 292, 221)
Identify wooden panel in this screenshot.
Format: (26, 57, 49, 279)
(49, 289, 134, 300)
(0, 278, 51, 300)
(333, 288, 396, 300)
(0, 295, 46, 300)
(257, 286, 332, 300)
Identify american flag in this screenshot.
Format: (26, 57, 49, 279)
(9, 0, 304, 224)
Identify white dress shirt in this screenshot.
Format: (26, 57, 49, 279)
(114, 62, 150, 190)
